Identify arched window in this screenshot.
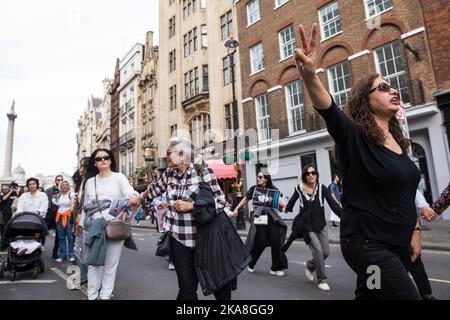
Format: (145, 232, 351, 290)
(189, 114, 210, 147)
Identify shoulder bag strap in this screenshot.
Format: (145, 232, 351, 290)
(94, 177, 103, 215)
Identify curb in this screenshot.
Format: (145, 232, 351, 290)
(132, 226, 450, 252)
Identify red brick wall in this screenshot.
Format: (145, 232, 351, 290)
(421, 0, 450, 91)
(236, 0, 438, 140)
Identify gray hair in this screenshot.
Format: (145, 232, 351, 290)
(169, 137, 194, 163)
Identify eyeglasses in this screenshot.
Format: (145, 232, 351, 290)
(305, 171, 317, 176)
(257, 175, 265, 179)
(95, 156, 111, 162)
(369, 82, 399, 97)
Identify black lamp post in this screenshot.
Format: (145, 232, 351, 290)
(225, 36, 245, 230)
(224, 36, 240, 182)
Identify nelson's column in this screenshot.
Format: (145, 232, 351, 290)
(0, 101, 17, 185)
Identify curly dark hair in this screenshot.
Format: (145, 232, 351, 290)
(346, 73, 409, 152)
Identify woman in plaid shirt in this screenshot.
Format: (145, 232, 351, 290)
(144, 137, 203, 300)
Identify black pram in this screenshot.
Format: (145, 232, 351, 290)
(0, 212, 48, 281)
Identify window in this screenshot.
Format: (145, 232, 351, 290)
(220, 10, 233, 40)
(190, 114, 210, 147)
(255, 94, 271, 142)
(184, 28, 197, 57)
(374, 41, 410, 104)
(121, 153, 127, 175)
(328, 61, 351, 108)
(170, 85, 177, 111)
(184, 67, 200, 99)
(201, 24, 207, 48)
(129, 150, 135, 175)
(279, 25, 296, 60)
(365, 0, 392, 18)
(200, 0, 206, 9)
(202, 65, 209, 92)
(285, 80, 306, 134)
(275, 0, 289, 7)
(169, 16, 176, 38)
(169, 50, 176, 72)
(225, 103, 234, 140)
(222, 53, 236, 86)
(250, 43, 264, 74)
(247, 0, 261, 26)
(183, 0, 196, 19)
(319, 1, 341, 40)
(170, 124, 178, 137)
(169, 0, 175, 5)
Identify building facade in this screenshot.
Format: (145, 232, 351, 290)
(136, 31, 159, 189)
(235, 0, 450, 218)
(110, 59, 121, 165)
(77, 96, 103, 161)
(158, 0, 245, 166)
(95, 78, 113, 151)
(118, 43, 145, 179)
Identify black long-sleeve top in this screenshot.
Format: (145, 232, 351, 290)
(316, 99, 420, 248)
(286, 184, 342, 234)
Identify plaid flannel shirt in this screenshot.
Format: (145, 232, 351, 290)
(147, 163, 201, 248)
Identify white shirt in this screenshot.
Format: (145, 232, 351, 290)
(16, 191, 48, 218)
(80, 172, 139, 227)
(52, 192, 72, 212)
(415, 189, 429, 209)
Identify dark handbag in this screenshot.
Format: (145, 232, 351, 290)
(95, 177, 131, 241)
(155, 231, 171, 257)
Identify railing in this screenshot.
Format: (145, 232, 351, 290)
(119, 130, 135, 145)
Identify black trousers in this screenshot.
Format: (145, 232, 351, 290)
(341, 236, 421, 300)
(170, 236, 231, 300)
(410, 255, 432, 296)
(249, 215, 284, 271)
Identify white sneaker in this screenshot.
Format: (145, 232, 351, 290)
(305, 265, 314, 282)
(247, 266, 254, 273)
(69, 257, 75, 262)
(168, 262, 175, 270)
(318, 282, 331, 291)
(55, 258, 63, 263)
(270, 270, 285, 277)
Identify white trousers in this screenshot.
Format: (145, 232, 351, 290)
(87, 239, 124, 300)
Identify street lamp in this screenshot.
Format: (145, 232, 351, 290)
(225, 36, 246, 230)
(224, 36, 240, 188)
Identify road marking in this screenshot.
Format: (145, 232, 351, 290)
(429, 278, 450, 285)
(51, 267, 68, 281)
(290, 261, 332, 268)
(0, 280, 57, 285)
(50, 267, 87, 297)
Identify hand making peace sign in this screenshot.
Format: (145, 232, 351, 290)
(294, 23, 319, 81)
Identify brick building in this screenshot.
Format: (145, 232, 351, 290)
(235, 0, 449, 218)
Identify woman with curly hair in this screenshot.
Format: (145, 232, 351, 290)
(293, 23, 422, 299)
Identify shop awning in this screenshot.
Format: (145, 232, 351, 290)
(205, 159, 237, 180)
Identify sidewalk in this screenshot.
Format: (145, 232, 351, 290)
(132, 218, 450, 251)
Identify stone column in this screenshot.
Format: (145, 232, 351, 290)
(1, 101, 17, 182)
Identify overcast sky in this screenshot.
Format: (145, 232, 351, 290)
(0, 0, 159, 178)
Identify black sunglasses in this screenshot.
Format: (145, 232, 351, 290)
(369, 82, 398, 95)
(305, 171, 317, 176)
(95, 156, 111, 162)
(257, 175, 265, 179)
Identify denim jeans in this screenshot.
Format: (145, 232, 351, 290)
(306, 227, 330, 283)
(56, 220, 74, 259)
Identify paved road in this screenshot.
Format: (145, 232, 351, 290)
(1, 228, 450, 300)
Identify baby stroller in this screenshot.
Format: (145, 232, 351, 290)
(0, 212, 48, 281)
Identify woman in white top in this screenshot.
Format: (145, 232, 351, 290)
(16, 178, 48, 218)
(52, 180, 74, 263)
(82, 148, 140, 300)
